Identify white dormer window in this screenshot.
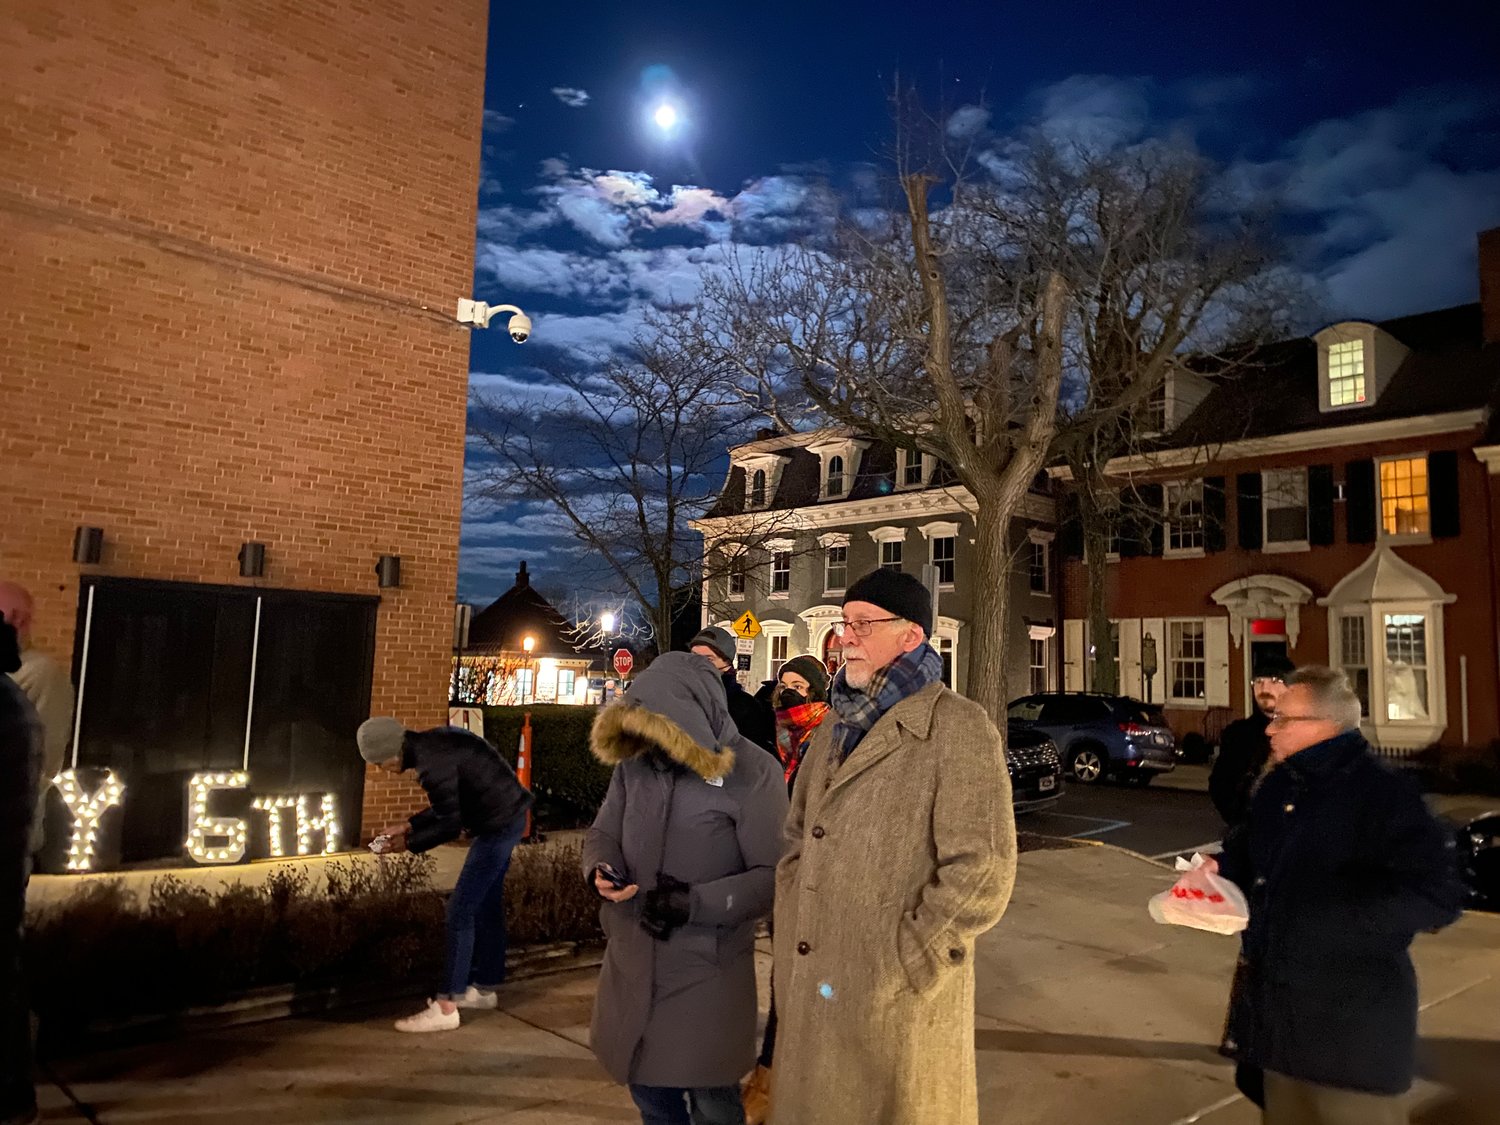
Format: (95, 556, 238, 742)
(826, 455, 846, 497)
(734, 451, 791, 511)
(807, 436, 871, 501)
(1328, 340, 1366, 406)
(749, 470, 767, 508)
(897, 448, 931, 489)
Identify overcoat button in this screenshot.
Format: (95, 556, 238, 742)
(811, 826, 826, 839)
(948, 947, 965, 963)
(1283, 803, 1295, 813)
(797, 941, 811, 956)
(1254, 876, 1266, 888)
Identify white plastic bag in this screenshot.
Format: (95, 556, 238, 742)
(1147, 852, 1249, 935)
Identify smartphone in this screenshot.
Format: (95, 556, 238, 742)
(596, 863, 629, 889)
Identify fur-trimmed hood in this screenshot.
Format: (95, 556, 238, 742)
(591, 651, 737, 780)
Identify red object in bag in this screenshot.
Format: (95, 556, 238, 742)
(1147, 853, 1250, 935)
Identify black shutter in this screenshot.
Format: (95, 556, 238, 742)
(1138, 483, 1164, 556)
(1308, 465, 1335, 546)
(1346, 460, 1377, 544)
(1429, 450, 1461, 539)
(1204, 476, 1227, 552)
(1236, 473, 1263, 550)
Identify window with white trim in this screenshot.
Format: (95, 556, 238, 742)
(1168, 620, 1206, 702)
(771, 550, 791, 594)
(1028, 539, 1049, 593)
(824, 545, 847, 593)
(1140, 383, 1168, 433)
(770, 633, 790, 679)
(826, 455, 846, 497)
(558, 669, 577, 700)
(1378, 456, 1429, 539)
(1383, 613, 1430, 721)
(930, 536, 955, 587)
(1029, 637, 1049, 694)
(1166, 482, 1205, 554)
(933, 634, 956, 689)
(899, 448, 925, 487)
(728, 556, 746, 598)
(749, 469, 767, 508)
(1338, 614, 1370, 717)
(1328, 340, 1366, 407)
(1263, 468, 1309, 548)
(880, 539, 902, 571)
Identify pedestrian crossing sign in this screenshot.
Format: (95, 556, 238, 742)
(732, 611, 761, 638)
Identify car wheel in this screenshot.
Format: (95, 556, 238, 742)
(1069, 746, 1105, 784)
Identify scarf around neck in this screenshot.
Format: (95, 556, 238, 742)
(828, 643, 945, 763)
(775, 701, 830, 784)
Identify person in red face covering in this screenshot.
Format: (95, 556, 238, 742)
(742, 654, 831, 1123)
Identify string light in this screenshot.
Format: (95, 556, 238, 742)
(184, 771, 249, 864)
(251, 795, 297, 857)
(295, 793, 341, 856)
(53, 769, 126, 872)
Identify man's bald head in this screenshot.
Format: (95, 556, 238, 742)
(0, 581, 35, 644)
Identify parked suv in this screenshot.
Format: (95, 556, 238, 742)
(1007, 693, 1177, 785)
(1005, 722, 1063, 811)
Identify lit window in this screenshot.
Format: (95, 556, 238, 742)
(1169, 621, 1206, 701)
(1328, 340, 1366, 406)
(750, 469, 767, 508)
(824, 545, 847, 592)
(931, 536, 956, 586)
(1166, 482, 1205, 553)
(1338, 615, 1370, 717)
(826, 455, 845, 497)
(903, 449, 925, 487)
(728, 556, 747, 597)
(880, 539, 902, 571)
(558, 669, 577, 700)
(1383, 614, 1429, 721)
(1029, 637, 1049, 693)
(1379, 457, 1429, 538)
(933, 635, 956, 688)
(1263, 469, 1309, 546)
(514, 667, 534, 702)
(1028, 540, 1049, 593)
(771, 550, 791, 594)
(770, 634, 789, 679)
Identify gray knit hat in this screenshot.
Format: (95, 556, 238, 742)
(357, 717, 407, 765)
(687, 626, 737, 665)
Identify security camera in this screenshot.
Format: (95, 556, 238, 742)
(508, 312, 532, 344)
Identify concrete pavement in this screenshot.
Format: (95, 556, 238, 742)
(35, 843, 1500, 1124)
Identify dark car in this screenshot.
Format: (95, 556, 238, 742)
(1005, 722, 1063, 811)
(1007, 693, 1177, 785)
(1454, 811, 1500, 912)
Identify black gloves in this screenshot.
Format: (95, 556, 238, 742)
(640, 874, 692, 940)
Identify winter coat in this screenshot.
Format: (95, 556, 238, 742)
(722, 670, 778, 756)
(1217, 730, 1464, 1098)
(582, 652, 789, 1088)
(772, 680, 1016, 1125)
(1209, 711, 1272, 827)
(2, 676, 43, 930)
(402, 726, 532, 854)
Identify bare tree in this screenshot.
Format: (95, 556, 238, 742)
(468, 339, 798, 646)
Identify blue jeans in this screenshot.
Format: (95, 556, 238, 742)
(438, 818, 525, 999)
(629, 1085, 745, 1125)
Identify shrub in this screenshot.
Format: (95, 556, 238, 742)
(485, 704, 613, 823)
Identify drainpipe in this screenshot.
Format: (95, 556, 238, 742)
(1460, 654, 1470, 747)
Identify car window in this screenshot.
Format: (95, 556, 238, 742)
(1118, 701, 1168, 726)
(1008, 699, 1045, 722)
(1040, 697, 1106, 724)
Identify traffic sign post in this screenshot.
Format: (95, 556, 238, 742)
(612, 648, 634, 677)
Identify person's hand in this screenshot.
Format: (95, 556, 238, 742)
(380, 821, 410, 839)
(594, 871, 639, 902)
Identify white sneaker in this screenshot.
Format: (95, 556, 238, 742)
(455, 986, 498, 1010)
(394, 999, 460, 1033)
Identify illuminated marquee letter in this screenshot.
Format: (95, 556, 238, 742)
(295, 793, 341, 856)
(53, 769, 126, 872)
(251, 795, 297, 857)
(185, 771, 249, 864)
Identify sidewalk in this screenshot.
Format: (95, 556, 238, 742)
(35, 844, 1500, 1124)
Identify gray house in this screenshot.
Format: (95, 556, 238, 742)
(693, 428, 1061, 701)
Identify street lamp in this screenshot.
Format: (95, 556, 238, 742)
(522, 635, 535, 705)
(601, 611, 616, 638)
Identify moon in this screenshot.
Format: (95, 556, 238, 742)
(653, 103, 679, 130)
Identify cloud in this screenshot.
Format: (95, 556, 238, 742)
(946, 104, 991, 140)
(1026, 74, 1152, 149)
(483, 109, 516, 133)
(551, 87, 591, 108)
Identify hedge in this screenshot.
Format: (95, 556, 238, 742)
(484, 704, 613, 824)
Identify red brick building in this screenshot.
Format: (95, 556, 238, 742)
(1059, 230, 1500, 759)
(0, 0, 489, 861)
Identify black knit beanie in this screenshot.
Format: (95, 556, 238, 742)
(843, 569, 933, 637)
(779, 655, 829, 702)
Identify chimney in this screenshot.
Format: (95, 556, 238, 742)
(515, 561, 530, 588)
(1481, 227, 1500, 345)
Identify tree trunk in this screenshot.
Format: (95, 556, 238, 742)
(1083, 519, 1117, 695)
(966, 498, 1013, 726)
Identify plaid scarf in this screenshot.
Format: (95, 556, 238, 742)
(775, 701, 830, 785)
(828, 643, 946, 763)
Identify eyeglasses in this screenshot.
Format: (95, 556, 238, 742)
(833, 616, 903, 638)
(1268, 713, 1322, 726)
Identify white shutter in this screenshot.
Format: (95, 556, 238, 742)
(1206, 616, 1231, 707)
(1063, 619, 1085, 691)
(1142, 617, 1166, 704)
(1120, 619, 1143, 699)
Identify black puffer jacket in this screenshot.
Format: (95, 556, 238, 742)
(1209, 711, 1272, 827)
(721, 671, 776, 756)
(403, 727, 533, 854)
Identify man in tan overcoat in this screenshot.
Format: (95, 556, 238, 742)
(772, 569, 1016, 1125)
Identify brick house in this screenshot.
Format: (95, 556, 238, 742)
(694, 430, 1060, 700)
(0, 0, 489, 861)
(1057, 229, 1500, 758)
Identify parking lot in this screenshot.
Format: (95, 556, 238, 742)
(1021, 771, 1228, 860)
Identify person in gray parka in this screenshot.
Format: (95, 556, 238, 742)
(583, 651, 789, 1125)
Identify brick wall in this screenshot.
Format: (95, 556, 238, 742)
(0, 0, 489, 836)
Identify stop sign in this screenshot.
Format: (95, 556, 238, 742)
(612, 648, 634, 677)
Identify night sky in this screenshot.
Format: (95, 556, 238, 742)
(458, 0, 1500, 609)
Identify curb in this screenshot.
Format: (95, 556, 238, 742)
(1023, 830, 1177, 871)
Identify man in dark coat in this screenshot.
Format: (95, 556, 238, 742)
(687, 626, 777, 756)
(583, 652, 788, 1125)
(1210, 653, 1294, 828)
(1214, 666, 1464, 1123)
(1, 618, 43, 1125)
(358, 718, 533, 1034)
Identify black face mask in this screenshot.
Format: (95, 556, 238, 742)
(775, 688, 807, 710)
